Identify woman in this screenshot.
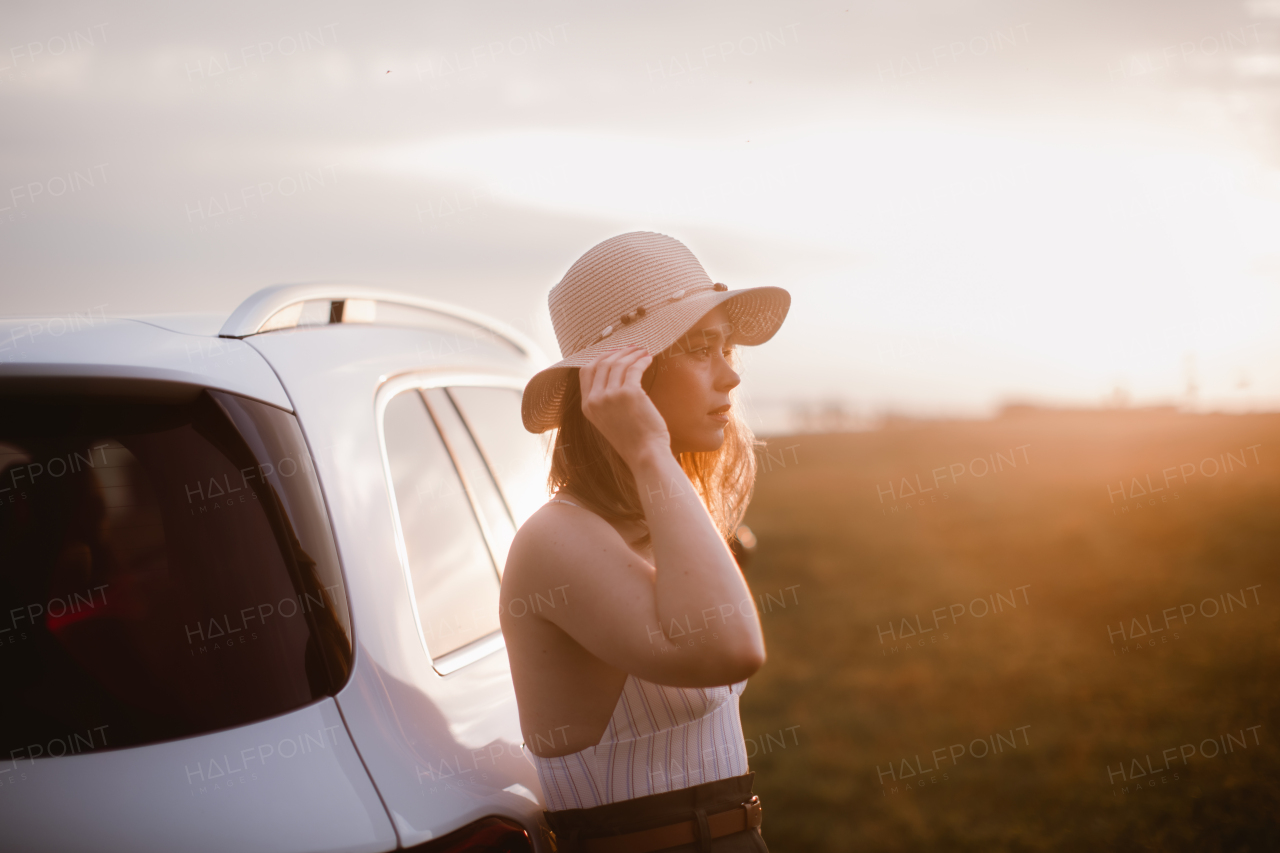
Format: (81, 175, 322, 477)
(503, 231, 790, 852)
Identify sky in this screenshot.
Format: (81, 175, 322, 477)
(2, 0, 1278, 431)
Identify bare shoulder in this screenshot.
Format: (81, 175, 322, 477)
(502, 500, 655, 624)
(506, 501, 643, 587)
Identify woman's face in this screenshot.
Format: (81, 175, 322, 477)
(645, 304, 741, 455)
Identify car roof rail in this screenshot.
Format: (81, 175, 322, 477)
(219, 282, 546, 362)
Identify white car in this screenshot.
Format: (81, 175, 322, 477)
(0, 284, 558, 852)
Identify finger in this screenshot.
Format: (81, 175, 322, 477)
(640, 359, 658, 393)
(582, 348, 625, 397)
(623, 353, 653, 390)
(591, 348, 634, 396)
(601, 347, 644, 387)
(589, 346, 634, 391)
(603, 349, 648, 391)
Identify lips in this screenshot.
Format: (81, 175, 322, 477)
(708, 404, 731, 415)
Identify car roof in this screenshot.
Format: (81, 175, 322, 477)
(126, 313, 229, 336)
(0, 285, 548, 411)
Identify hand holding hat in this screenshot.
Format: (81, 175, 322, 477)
(578, 344, 673, 468)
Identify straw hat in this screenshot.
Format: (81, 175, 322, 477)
(521, 231, 791, 433)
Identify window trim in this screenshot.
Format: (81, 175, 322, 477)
(444, 386, 527, 529)
(375, 371, 527, 676)
(419, 388, 512, 582)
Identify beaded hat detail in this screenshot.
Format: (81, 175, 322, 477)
(521, 231, 791, 433)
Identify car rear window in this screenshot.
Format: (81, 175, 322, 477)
(0, 387, 352, 760)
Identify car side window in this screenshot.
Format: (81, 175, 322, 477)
(382, 389, 500, 660)
(447, 386, 550, 528)
(421, 388, 517, 574)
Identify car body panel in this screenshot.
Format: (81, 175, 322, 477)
(0, 317, 293, 411)
(0, 697, 397, 853)
(245, 323, 546, 846)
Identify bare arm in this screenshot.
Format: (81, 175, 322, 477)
(504, 345, 765, 686)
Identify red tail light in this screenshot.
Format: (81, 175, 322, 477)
(407, 816, 533, 852)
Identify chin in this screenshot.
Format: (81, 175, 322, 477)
(677, 428, 727, 455)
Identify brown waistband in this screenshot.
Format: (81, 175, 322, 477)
(541, 773, 760, 853)
(583, 796, 761, 853)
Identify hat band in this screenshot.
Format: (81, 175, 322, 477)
(584, 282, 729, 350)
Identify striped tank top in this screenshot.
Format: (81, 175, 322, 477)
(524, 674, 751, 811)
(525, 497, 752, 810)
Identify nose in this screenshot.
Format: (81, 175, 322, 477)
(715, 352, 741, 392)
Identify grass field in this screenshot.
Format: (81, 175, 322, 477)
(737, 408, 1280, 852)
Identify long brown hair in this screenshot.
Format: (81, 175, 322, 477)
(547, 354, 759, 545)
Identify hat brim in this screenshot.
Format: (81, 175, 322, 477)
(521, 285, 790, 433)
